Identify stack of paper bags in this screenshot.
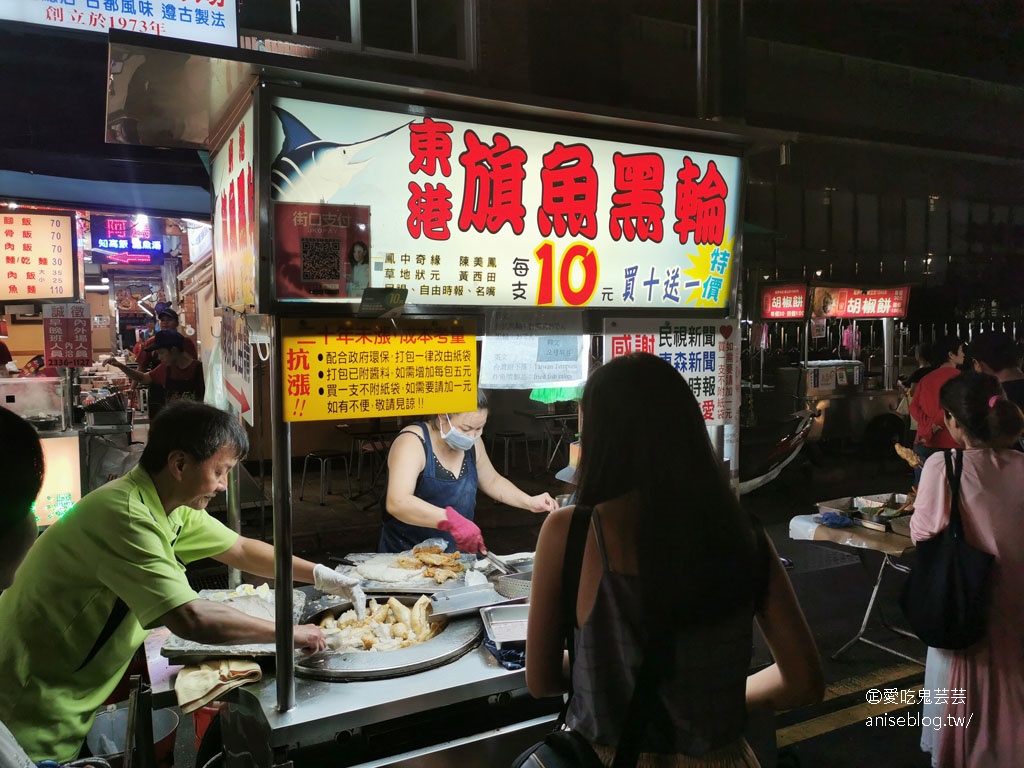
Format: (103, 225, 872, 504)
(174, 660, 262, 714)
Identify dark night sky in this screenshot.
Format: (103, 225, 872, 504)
(745, 0, 1024, 85)
(1, 1, 1021, 186)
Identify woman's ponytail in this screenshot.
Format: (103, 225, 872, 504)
(985, 398, 1024, 449)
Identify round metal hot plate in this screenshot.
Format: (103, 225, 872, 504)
(295, 603, 483, 681)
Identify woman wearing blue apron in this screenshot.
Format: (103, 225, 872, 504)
(380, 392, 558, 553)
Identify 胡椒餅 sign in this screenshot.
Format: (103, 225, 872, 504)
(760, 284, 808, 320)
(809, 285, 910, 319)
(268, 96, 742, 310)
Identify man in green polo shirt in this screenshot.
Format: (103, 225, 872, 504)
(0, 402, 365, 764)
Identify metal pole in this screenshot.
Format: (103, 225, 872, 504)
(882, 318, 895, 390)
(226, 463, 242, 588)
(269, 315, 295, 712)
(897, 320, 905, 383)
(696, 0, 711, 119)
(759, 341, 765, 391)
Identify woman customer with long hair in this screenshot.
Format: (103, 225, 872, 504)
(526, 353, 823, 767)
(911, 371, 1024, 768)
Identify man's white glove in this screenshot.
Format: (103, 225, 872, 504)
(313, 564, 366, 619)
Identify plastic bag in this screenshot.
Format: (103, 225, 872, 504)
(88, 436, 144, 490)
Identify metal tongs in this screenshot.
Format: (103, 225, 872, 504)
(483, 550, 519, 576)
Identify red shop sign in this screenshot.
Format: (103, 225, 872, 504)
(760, 284, 808, 320)
(809, 285, 911, 319)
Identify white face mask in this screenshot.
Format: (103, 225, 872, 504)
(440, 414, 477, 451)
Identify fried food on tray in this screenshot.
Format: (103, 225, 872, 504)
(425, 566, 458, 584)
(395, 547, 465, 576)
(355, 546, 466, 584)
(320, 595, 442, 652)
(417, 552, 464, 570)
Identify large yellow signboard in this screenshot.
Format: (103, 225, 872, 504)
(281, 318, 477, 422)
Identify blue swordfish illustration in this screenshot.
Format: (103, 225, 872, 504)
(270, 106, 412, 202)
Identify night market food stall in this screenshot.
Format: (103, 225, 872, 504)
(106, 30, 766, 767)
(751, 282, 912, 451)
(0, 208, 131, 524)
(1, 207, 212, 524)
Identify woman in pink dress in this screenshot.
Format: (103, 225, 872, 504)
(911, 370, 1024, 768)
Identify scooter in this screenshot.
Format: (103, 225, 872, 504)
(738, 408, 818, 496)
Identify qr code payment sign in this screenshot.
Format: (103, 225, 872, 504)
(300, 237, 343, 282)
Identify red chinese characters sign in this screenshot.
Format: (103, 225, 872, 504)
(760, 285, 808, 320)
(213, 104, 257, 311)
(43, 302, 92, 368)
(2, 212, 76, 301)
(809, 286, 911, 319)
(269, 98, 742, 310)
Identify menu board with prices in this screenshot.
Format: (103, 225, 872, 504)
(809, 285, 910, 319)
(280, 318, 477, 422)
(760, 284, 808, 320)
(602, 318, 739, 426)
(43, 302, 93, 368)
(2, 212, 77, 301)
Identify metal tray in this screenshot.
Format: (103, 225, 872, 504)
(428, 583, 523, 622)
(480, 604, 529, 650)
(816, 493, 911, 532)
(161, 588, 308, 663)
(344, 550, 477, 594)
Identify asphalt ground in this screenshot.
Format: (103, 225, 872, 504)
(174, 437, 934, 767)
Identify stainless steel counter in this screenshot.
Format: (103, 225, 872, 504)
(144, 620, 553, 767)
(229, 642, 527, 749)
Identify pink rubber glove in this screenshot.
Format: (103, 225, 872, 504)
(437, 506, 486, 554)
